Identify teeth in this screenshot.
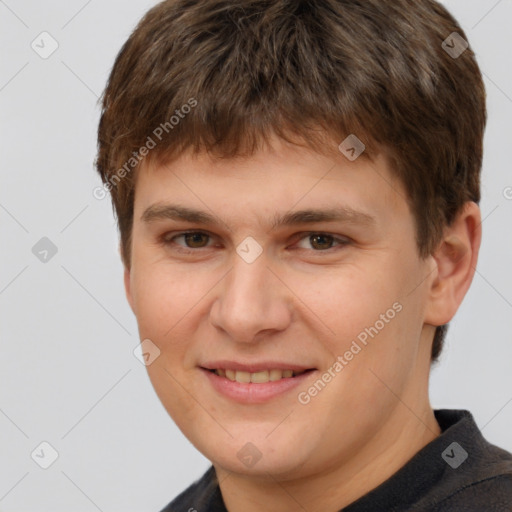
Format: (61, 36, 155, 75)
(251, 371, 269, 383)
(269, 369, 283, 381)
(214, 368, 307, 383)
(235, 371, 251, 383)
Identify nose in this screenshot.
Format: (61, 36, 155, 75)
(209, 251, 292, 343)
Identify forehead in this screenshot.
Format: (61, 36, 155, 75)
(133, 138, 409, 231)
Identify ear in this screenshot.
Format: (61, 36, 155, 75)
(121, 243, 136, 314)
(424, 201, 482, 327)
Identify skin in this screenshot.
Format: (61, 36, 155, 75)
(124, 134, 481, 511)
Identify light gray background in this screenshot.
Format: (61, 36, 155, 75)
(1, 0, 511, 510)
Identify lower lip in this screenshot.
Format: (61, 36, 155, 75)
(200, 368, 316, 404)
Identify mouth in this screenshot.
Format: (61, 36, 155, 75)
(199, 364, 317, 404)
(204, 368, 313, 383)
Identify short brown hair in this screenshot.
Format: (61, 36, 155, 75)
(95, 0, 486, 362)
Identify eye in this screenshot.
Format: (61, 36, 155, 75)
(160, 230, 350, 254)
(294, 232, 350, 251)
(162, 231, 215, 252)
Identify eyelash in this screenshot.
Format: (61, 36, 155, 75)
(160, 230, 350, 255)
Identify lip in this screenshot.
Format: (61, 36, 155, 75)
(199, 366, 317, 404)
(200, 360, 314, 373)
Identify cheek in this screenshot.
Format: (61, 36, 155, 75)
(300, 261, 420, 397)
(131, 263, 204, 336)
(300, 267, 399, 343)
(131, 266, 203, 425)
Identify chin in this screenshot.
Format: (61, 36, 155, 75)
(197, 430, 316, 479)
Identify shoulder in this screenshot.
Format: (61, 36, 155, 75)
(431, 474, 512, 511)
(426, 410, 512, 511)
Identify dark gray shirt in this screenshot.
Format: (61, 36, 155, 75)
(160, 409, 512, 511)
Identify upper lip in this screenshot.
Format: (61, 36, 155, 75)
(200, 360, 316, 372)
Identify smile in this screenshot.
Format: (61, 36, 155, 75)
(209, 368, 309, 382)
(200, 366, 317, 404)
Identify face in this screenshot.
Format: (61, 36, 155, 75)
(125, 136, 436, 479)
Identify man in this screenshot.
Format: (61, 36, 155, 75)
(95, 0, 512, 510)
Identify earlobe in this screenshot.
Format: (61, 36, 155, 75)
(424, 202, 482, 327)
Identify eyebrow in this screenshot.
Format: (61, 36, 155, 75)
(141, 203, 377, 230)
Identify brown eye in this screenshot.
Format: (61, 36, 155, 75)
(294, 232, 350, 252)
(309, 234, 335, 250)
(161, 231, 214, 252)
(182, 232, 210, 248)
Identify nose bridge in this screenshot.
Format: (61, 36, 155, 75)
(210, 250, 290, 341)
